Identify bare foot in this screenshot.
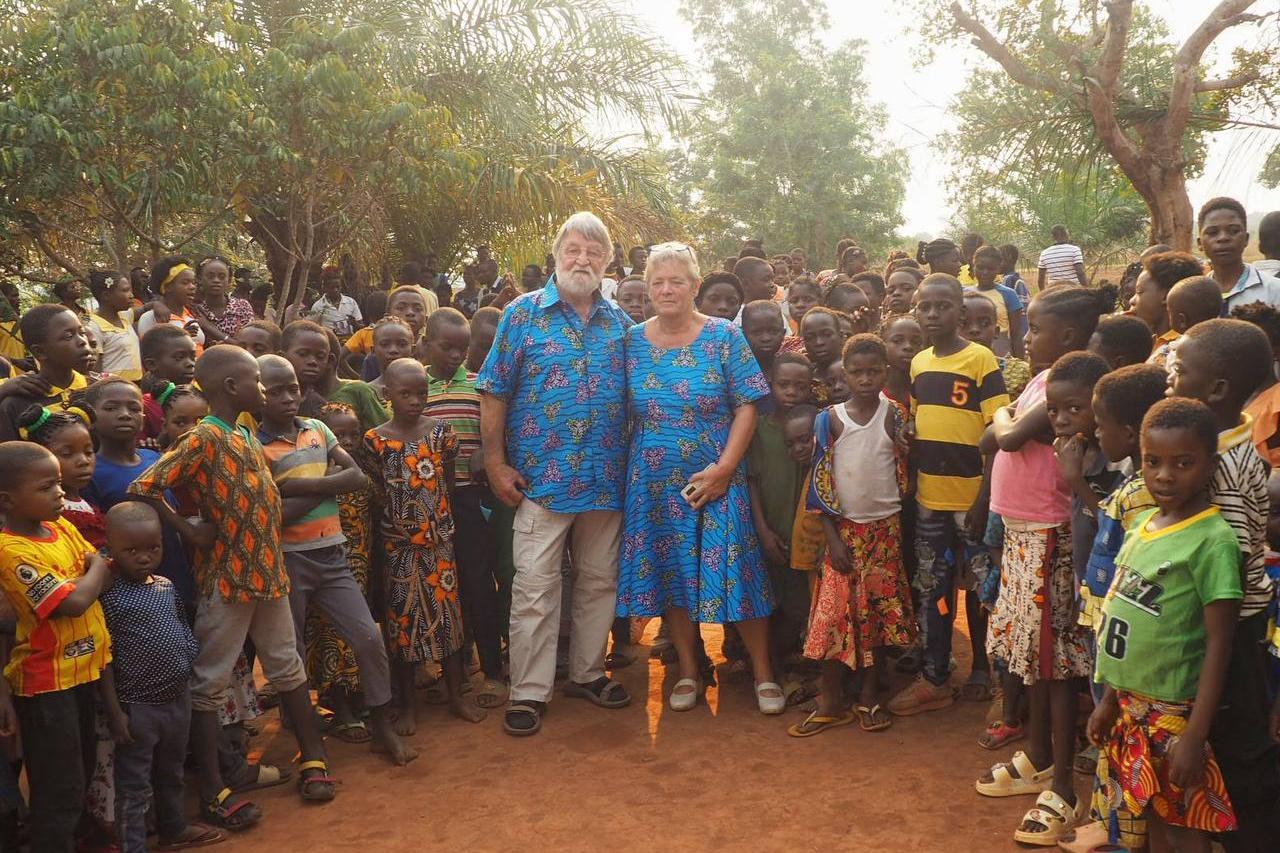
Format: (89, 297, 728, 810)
(393, 701, 417, 736)
(450, 699, 487, 724)
(371, 717, 419, 766)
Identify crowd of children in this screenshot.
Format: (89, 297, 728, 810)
(0, 196, 1279, 852)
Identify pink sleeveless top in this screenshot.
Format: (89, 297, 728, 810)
(990, 370, 1071, 524)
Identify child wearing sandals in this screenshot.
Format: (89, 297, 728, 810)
(1088, 398, 1240, 852)
(978, 285, 1107, 846)
(788, 335, 914, 737)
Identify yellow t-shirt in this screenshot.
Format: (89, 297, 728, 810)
(0, 321, 24, 361)
(0, 517, 111, 696)
(345, 326, 374, 355)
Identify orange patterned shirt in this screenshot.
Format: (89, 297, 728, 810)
(129, 416, 288, 602)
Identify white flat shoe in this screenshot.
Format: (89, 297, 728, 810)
(669, 678, 701, 711)
(755, 681, 785, 715)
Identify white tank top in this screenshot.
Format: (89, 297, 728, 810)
(831, 395, 901, 523)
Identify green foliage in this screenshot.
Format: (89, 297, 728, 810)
(674, 0, 907, 264)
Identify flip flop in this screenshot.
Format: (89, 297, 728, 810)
(330, 721, 371, 744)
(475, 678, 508, 709)
(855, 703, 892, 732)
(157, 824, 226, 850)
(787, 709, 856, 738)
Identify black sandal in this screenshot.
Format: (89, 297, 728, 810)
(297, 760, 338, 802)
(562, 676, 631, 708)
(503, 701, 545, 737)
(201, 788, 260, 831)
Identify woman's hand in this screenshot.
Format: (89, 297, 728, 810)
(686, 462, 732, 510)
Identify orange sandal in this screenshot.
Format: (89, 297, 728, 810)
(978, 720, 1024, 750)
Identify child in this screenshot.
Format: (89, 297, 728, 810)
(232, 319, 282, 358)
(97, 502, 224, 853)
(790, 335, 913, 737)
(849, 272, 886, 314)
(362, 358, 482, 734)
(998, 243, 1031, 309)
(615, 275, 651, 325)
(695, 272, 744, 322)
(823, 281, 870, 321)
(128, 345, 336, 829)
(800, 307, 845, 405)
(742, 300, 788, 374)
(749, 352, 816, 675)
(1129, 251, 1203, 353)
(255, 355, 414, 765)
(784, 276, 822, 334)
(86, 270, 142, 381)
(1088, 398, 1242, 852)
(1167, 317, 1280, 848)
(1201, 196, 1280, 316)
(969, 245, 1026, 359)
(822, 359, 851, 404)
(138, 324, 198, 438)
(282, 320, 387, 432)
(420, 309, 506, 710)
(978, 285, 1106, 846)
(1148, 275, 1223, 370)
(880, 314, 923, 408)
(465, 306, 501, 373)
(17, 404, 102, 548)
(137, 257, 205, 352)
(963, 292, 1030, 399)
(889, 274, 1008, 716)
(0, 304, 92, 441)
(1088, 315, 1153, 369)
(345, 285, 427, 379)
(157, 383, 210, 449)
(883, 267, 923, 318)
(783, 404, 825, 575)
(0, 441, 112, 851)
(366, 316, 416, 398)
(1236, 302, 1280, 466)
(308, 403, 377, 732)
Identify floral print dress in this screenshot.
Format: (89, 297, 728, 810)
(616, 318, 775, 623)
(364, 424, 464, 662)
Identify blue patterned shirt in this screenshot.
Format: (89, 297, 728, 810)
(476, 280, 631, 512)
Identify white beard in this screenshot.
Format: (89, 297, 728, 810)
(557, 270, 600, 299)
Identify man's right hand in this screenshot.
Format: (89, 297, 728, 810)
(487, 461, 528, 507)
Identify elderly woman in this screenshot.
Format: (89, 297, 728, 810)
(616, 242, 784, 714)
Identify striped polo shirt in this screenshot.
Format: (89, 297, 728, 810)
(259, 417, 344, 551)
(0, 517, 112, 696)
(425, 365, 481, 486)
(910, 342, 1009, 511)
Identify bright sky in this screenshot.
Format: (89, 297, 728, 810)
(621, 0, 1280, 236)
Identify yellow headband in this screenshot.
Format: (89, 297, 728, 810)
(158, 263, 192, 294)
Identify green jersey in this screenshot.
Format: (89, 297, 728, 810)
(1096, 507, 1242, 702)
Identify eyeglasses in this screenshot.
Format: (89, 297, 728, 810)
(560, 246, 608, 263)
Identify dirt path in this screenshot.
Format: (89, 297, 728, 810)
(221, 621, 1072, 852)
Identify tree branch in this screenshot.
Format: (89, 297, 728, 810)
(1079, 0, 1143, 174)
(1169, 0, 1264, 135)
(948, 2, 1067, 96)
(1194, 71, 1262, 92)
(25, 226, 84, 279)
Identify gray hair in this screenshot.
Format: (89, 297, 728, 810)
(551, 212, 612, 256)
(644, 241, 700, 283)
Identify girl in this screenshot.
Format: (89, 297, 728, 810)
(695, 272, 744, 322)
(137, 256, 205, 354)
(367, 316, 416, 400)
(784, 277, 821, 334)
(1088, 398, 1240, 853)
(883, 267, 923, 318)
(357, 287, 427, 381)
(789, 335, 913, 737)
(977, 285, 1107, 846)
(917, 238, 964, 277)
(361, 358, 482, 735)
(305, 403, 377, 743)
(800, 307, 846, 406)
(86, 270, 142, 381)
(155, 383, 208, 450)
(880, 314, 923, 408)
(194, 255, 254, 342)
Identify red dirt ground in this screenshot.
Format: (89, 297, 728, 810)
(221, 618, 1081, 853)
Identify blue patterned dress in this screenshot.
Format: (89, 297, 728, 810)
(616, 317, 775, 623)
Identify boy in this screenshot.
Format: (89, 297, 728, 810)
(1257, 210, 1280, 278)
(0, 304, 93, 441)
(308, 266, 362, 340)
(0, 442, 112, 850)
(962, 293, 1030, 399)
(256, 354, 414, 765)
(233, 319, 282, 358)
(1149, 275, 1224, 370)
(783, 405, 825, 574)
(129, 346, 336, 829)
(97, 502, 224, 853)
(344, 285, 428, 378)
(749, 352, 815, 666)
(1199, 196, 1280, 316)
(742, 300, 788, 374)
(139, 324, 198, 437)
(889, 273, 1009, 716)
(282, 320, 387, 431)
(466, 306, 501, 373)
(1167, 317, 1280, 849)
(420, 309, 506, 709)
(614, 275, 650, 325)
(968, 245, 1025, 358)
(1088, 315, 1153, 369)
(799, 307, 844, 405)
